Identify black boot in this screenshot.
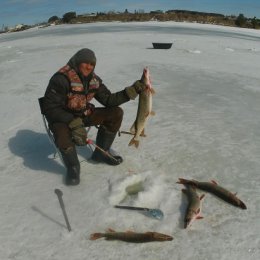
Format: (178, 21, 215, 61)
(91, 127, 123, 165)
(60, 146, 80, 185)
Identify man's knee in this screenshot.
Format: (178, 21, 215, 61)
(51, 122, 74, 150)
(112, 107, 124, 129)
(104, 107, 124, 132)
(114, 107, 124, 121)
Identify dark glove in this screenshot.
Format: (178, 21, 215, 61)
(68, 117, 87, 146)
(125, 80, 146, 100)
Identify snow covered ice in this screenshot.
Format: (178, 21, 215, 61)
(0, 21, 259, 260)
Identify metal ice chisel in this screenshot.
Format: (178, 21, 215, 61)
(54, 189, 72, 232)
(114, 205, 164, 220)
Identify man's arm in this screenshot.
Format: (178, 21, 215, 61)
(43, 74, 74, 124)
(94, 80, 145, 107)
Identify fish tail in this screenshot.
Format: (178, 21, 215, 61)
(128, 138, 139, 148)
(90, 233, 103, 240)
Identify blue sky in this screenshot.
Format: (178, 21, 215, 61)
(1, 0, 260, 27)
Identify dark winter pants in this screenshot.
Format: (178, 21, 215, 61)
(50, 107, 123, 151)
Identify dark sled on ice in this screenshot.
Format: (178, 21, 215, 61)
(152, 42, 172, 49)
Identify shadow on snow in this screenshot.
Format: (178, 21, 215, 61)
(8, 129, 94, 175)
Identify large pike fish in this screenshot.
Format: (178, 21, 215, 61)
(180, 185, 205, 228)
(177, 178, 247, 209)
(129, 67, 155, 148)
(90, 228, 173, 243)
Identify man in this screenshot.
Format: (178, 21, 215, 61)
(42, 48, 146, 185)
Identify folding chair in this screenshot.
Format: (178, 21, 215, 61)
(38, 97, 65, 162)
(38, 97, 93, 164)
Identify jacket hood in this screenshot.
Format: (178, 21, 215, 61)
(67, 48, 96, 70)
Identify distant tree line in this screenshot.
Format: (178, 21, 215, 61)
(48, 12, 76, 23)
(2, 9, 259, 34)
(46, 10, 260, 29)
(235, 13, 259, 29)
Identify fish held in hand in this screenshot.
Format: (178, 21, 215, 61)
(181, 185, 205, 228)
(177, 178, 247, 209)
(90, 228, 173, 243)
(129, 67, 155, 148)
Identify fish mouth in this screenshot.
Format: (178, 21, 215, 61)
(184, 222, 189, 229)
(184, 218, 192, 229)
(153, 232, 173, 241)
(240, 201, 247, 210)
(164, 235, 174, 241)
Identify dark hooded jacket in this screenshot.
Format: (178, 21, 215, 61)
(42, 48, 130, 125)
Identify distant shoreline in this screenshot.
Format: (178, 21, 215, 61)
(2, 10, 259, 34)
(1, 21, 260, 40)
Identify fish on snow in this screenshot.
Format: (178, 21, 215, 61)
(177, 178, 247, 209)
(179, 184, 205, 228)
(90, 228, 173, 243)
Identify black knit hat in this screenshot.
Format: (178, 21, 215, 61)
(67, 48, 96, 69)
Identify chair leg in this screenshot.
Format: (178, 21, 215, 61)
(41, 114, 94, 165)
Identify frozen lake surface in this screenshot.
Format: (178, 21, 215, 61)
(0, 21, 259, 260)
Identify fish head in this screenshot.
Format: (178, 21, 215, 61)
(184, 217, 192, 228)
(141, 67, 152, 89)
(152, 232, 173, 241)
(239, 200, 247, 210)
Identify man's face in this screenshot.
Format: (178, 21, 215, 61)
(79, 63, 95, 77)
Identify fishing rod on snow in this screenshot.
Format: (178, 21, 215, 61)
(86, 138, 120, 164)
